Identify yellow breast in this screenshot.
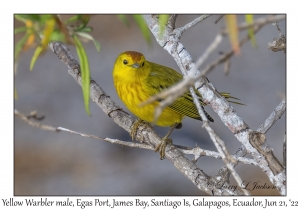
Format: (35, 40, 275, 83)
(114, 78, 183, 127)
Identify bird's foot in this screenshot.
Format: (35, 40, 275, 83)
(155, 137, 173, 160)
(130, 119, 151, 141)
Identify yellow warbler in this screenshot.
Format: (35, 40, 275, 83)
(113, 51, 241, 158)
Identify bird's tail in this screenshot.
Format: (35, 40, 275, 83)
(219, 92, 245, 105)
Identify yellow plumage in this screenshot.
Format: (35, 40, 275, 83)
(113, 51, 241, 158)
(113, 51, 235, 125)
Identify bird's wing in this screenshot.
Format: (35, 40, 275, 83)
(144, 61, 213, 121)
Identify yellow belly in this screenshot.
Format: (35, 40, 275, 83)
(115, 81, 183, 127)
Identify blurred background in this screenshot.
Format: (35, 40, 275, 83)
(14, 15, 286, 195)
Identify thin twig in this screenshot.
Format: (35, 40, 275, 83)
(57, 127, 155, 150)
(221, 15, 285, 34)
(283, 133, 286, 168)
(172, 46, 250, 196)
(188, 34, 223, 76)
(224, 58, 230, 75)
(257, 99, 286, 133)
(175, 15, 212, 38)
(268, 21, 286, 53)
(177, 146, 258, 166)
(15, 109, 155, 150)
(219, 99, 286, 182)
(15, 109, 58, 132)
(141, 17, 270, 109)
(140, 24, 260, 112)
(17, 108, 257, 168)
(215, 15, 225, 24)
(140, 33, 222, 108)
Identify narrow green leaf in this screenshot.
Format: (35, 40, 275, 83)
(245, 14, 257, 48)
(66, 15, 90, 31)
(14, 15, 26, 23)
(65, 15, 81, 24)
(92, 39, 101, 52)
(73, 35, 91, 115)
(76, 26, 93, 33)
(18, 14, 41, 21)
(75, 15, 90, 31)
(39, 15, 54, 23)
(159, 14, 169, 38)
(30, 46, 43, 71)
(14, 87, 18, 100)
(41, 18, 55, 48)
(15, 33, 30, 60)
(14, 26, 27, 34)
(50, 31, 66, 42)
(76, 32, 101, 52)
(117, 14, 129, 27)
(133, 14, 151, 45)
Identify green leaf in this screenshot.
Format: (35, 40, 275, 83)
(39, 15, 54, 23)
(18, 14, 40, 21)
(14, 26, 27, 34)
(117, 14, 129, 27)
(73, 35, 91, 115)
(41, 18, 55, 47)
(159, 14, 169, 38)
(76, 26, 93, 33)
(15, 33, 30, 60)
(245, 14, 257, 48)
(75, 15, 90, 31)
(30, 46, 43, 71)
(76, 32, 101, 52)
(49, 31, 66, 42)
(65, 15, 80, 24)
(133, 14, 151, 45)
(66, 15, 90, 31)
(14, 15, 26, 23)
(14, 87, 18, 100)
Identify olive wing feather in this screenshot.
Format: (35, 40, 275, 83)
(144, 61, 212, 121)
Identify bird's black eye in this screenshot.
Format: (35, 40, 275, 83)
(123, 59, 128, 65)
(142, 62, 145, 67)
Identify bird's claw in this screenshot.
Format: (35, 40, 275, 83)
(130, 119, 151, 141)
(155, 138, 173, 160)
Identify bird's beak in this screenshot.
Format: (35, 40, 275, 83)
(131, 62, 140, 69)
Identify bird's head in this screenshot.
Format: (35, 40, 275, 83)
(113, 51, 149, 80)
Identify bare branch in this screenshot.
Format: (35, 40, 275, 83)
(204, 124, 250, 195)
(172, 42, 249, 195)
(140, 17, 269, 109)
(178, 146, 258, 166)
(224, 58, 230, 75)
(175, 15, 212, 38)
(143, 14, 286, 195)
(215, 15, 225, 24)
(15, 109, 58, 132)
(15, 109, 154, 150)
(57, 127, 154, 150)
(218, 99, 286, 186)
(268, 21, 286, 53)
(140, 33, 222, 108)
(16, 107, 257, 170)
(257, 99, 286, 134)
(283, 133, 286, 168)
(221, 15, 286, 34)
(190, 34, 223, 76)
(47, 41, 243, 195)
